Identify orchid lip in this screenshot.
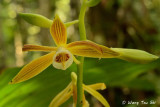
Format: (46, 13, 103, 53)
(52, 47, 73, 70)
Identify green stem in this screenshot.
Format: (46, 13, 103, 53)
(79, 0, 87, 40)
(77, 0, 87, 107)
(77, 57, 84, 107)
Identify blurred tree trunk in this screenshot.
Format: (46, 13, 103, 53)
(0, 21, 6, 71)
(38, 0, 53, 46)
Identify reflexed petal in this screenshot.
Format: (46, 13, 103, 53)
(56, 91, 72, 106)
(72, 83, 77, 106)
(73, 55, 80, 64)
(49, 83, 72, 107)
(83, 89, 89, 107)
(83, 99, 89, 107)
(23, 44, 57, 52)
(10, 52, 55, 84)
(87, 83, 106, 90)
(71, 72, 77, 85)
(66, 41, 120, 58)
(71, 72, 77, 106)
(50, 15, 67, 46)
(83, 84, 110, 107)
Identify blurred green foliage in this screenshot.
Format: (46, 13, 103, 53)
(0, 58, 160, 107)
(0, 0, 160, 106)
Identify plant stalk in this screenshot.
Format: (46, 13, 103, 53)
(77, 57, 84, 107)
(79, 0, 87, 40)
(77, 0, 87, 107)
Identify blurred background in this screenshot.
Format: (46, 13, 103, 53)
(0, 0, 160, 107)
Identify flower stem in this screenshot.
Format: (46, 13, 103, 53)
(77, 57, 84, 107)
(79, 0, 87, 40)
(77, 0, 87, 107)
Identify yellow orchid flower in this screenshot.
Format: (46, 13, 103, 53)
(49, 72, 110, 107)
(10, 15, 119, 84)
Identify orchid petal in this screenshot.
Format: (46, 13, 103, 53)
(83, 98, 89, 107)
(73, 55, 80, 64)
(66, 41, 120, 58)
(72, 83, 77, 106)
(23, 44, 57, 52)
(50, 15, 67, 46)
(71, 72, 77, 106)
(66, 40, 103, 54)
(49, 83, 72, 107)
(83, 84, 110, 107)
(10, 52, 55, 84)
(87, 83, 106, 90)
(83, 89, 89, 107)
(83, 101, 89, 107)
(71, 72, 77, 85)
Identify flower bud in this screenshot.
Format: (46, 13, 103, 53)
(19, 13, 52, 28)
(86, 0, 101, 7)
(111, 48, 159, 64)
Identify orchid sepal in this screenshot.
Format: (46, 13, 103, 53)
(66, 40, 120, 58)
(50, 14, 67, 46)
(49, 72, 109, 107)
(10, 52, 55, 84)
(23, 44, 57, 52)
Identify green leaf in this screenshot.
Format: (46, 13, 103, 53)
(83, 58, 159, 87)
(0, 58, 159, 107)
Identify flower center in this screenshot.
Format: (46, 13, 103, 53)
(55, 53, 70, 63)
(53, 47, 73, 70)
